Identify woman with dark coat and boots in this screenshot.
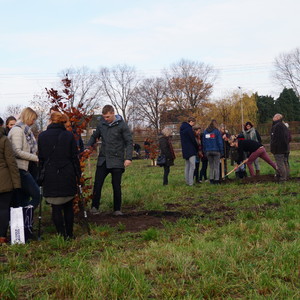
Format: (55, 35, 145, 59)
(38, 112, 81, 239)
(158, 127, 176, 185)
(0, 127, 21, 244)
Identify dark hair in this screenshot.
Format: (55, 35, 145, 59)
(207, 119, 218, 131)
(102, 105, 114, 115)
(6, 116, 16, 126)
(244, 121, 253, 130)
(0, 117, 3, 126)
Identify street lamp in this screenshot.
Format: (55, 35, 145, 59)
(238, 86, 244, 131)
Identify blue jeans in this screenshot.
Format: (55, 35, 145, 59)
(16, 169, 40, 209)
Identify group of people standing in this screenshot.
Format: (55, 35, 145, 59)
(0, 108, 82, 243)
(158, 113, 292, 186)
(0, 106, 292, 244)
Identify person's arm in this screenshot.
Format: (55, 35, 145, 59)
(71, 135, 82, 180)
(5, 138, 21, 189)
(9, 127, 38, 162)
(256, 130, 262, 144)
(86, 124, 101, 148)
(217, 131, 224, 156)
(122, 123, 133, 165)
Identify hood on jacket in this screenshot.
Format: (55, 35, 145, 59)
(180, 122, 191, 133)
(102, 114, 123, 127)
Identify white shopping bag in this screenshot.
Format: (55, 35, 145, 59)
(10, 207, 25, 244)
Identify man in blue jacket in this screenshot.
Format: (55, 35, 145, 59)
(180, 117, 198, 186)
(86, 105, 133, 215)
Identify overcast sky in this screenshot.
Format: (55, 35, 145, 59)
(0, 0, 299, 115)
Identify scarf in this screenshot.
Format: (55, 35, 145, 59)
(17, 121, 38, 154)
(244, 127, 258, 142)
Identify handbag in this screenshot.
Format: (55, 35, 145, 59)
(156, 155, 166, 166)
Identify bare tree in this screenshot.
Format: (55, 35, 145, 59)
(100, 64, 139, 122)
(3, 104, 24, 121)
(133, 77, 168, 134)
(165, 59, 218, 111)
(59, 66, 102, 114)
(30, 92, 52, 131)
(273, 48, 300, 98)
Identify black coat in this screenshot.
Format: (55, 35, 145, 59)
(270, 120, 289, 154)
(38, 123, 81, 197)
(180, 122, 198, 159)
(159, 136, 175, 166)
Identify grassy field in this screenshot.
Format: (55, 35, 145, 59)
(1, 151, 300, 299)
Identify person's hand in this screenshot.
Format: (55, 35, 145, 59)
(124, 160, 132, 167)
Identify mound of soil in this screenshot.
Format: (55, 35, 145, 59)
(87, 210, 186, 232)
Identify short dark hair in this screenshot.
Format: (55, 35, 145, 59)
(0, 117, 3, 126)
(102, 105, 114, 115)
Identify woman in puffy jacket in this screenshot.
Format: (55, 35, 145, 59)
(0, 127, 21, 244)
(38, 112, 81, 239)
(8, 107, 40, 208)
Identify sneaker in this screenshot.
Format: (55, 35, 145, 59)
(90, 207, 100, 215)
(113, 210, 123, 216)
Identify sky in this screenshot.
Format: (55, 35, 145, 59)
(1, 0, 299, 116)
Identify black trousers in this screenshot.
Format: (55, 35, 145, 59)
(199, 160, 208, 181)
(163, 165, 170, 185)
(92, 163, 124, 211)
(0, 191, 13, 237)
(51, 200, 74, 238)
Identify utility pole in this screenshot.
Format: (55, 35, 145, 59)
(238, 86, 244, 131)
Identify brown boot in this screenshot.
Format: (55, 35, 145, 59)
(256, 170, 260, 176)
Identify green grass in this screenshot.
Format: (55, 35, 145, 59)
(0, 151, 299, 299)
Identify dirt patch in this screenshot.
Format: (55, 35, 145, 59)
(222, 175, 300, 184)
(87, 210, 187, 232)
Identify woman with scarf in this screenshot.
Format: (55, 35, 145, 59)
(158, 127, 176, 185)
(8, 107, 40, 209)
(243, 121, 261, 175)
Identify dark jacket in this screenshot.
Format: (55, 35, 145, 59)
(180, 122, 198, 159)
(159, 136, 175, 166)
(270, 120, 289, 154)
(237, 139, 262, 162)
(86, 115, 133, 169)
(0, 127, 21, 193)
(202, 127, 223, 155)
(38, 123, 81, 197)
